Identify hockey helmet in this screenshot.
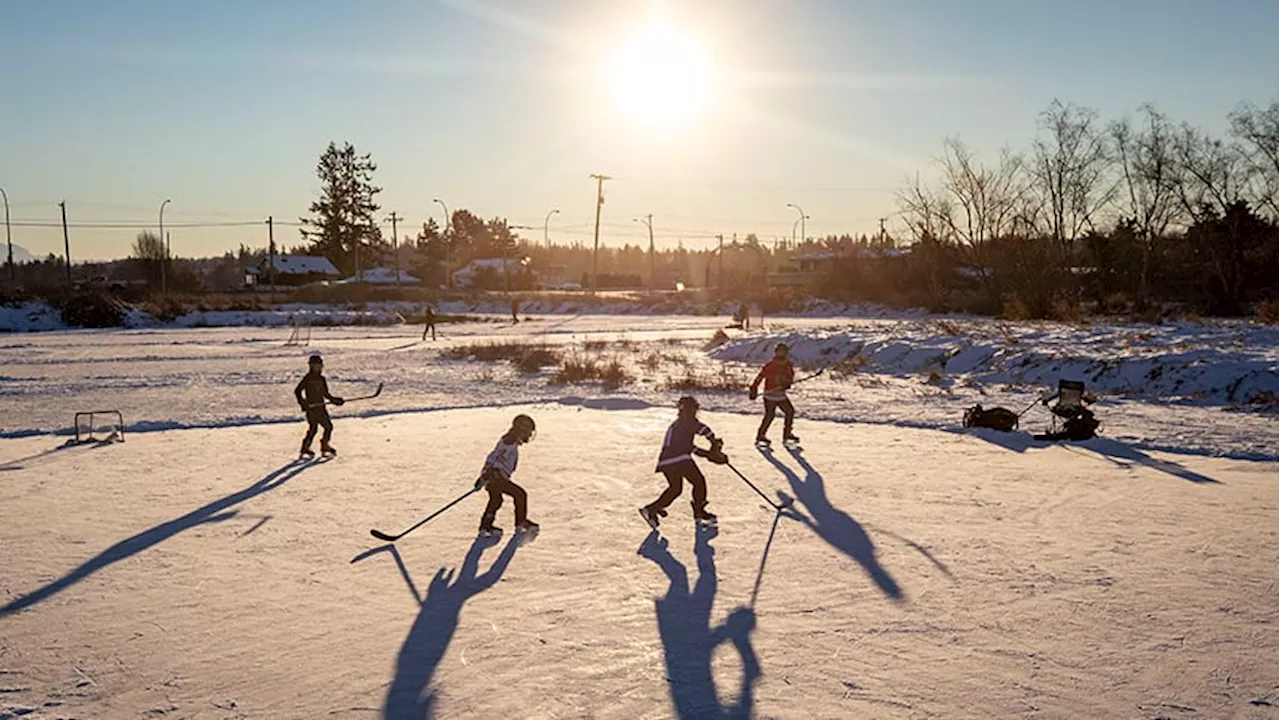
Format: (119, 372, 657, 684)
(512, 413, 536, 442)
(308, 353, 324, 366)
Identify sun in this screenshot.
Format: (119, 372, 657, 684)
(606, 22, 716, 130)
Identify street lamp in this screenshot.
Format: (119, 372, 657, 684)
(0, 186, 11, 287)
(786, 202, 807, 247)
(433, 198, 451, 288)
(543, 208, 559, 248)
(159, 198, 171, 293)
(634, 214, 654, 292)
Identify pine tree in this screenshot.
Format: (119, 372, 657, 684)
(300, 142, 383, 274)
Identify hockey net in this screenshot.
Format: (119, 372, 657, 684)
(285, 315, 312, 346)
(73, 410, 125, 444)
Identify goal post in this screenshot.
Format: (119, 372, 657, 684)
(74, 410, 125, 444)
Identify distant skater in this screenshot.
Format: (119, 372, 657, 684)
(294, 353, 344, 458)
(510, 297, 520, 324)
(422, 303, 437, 341)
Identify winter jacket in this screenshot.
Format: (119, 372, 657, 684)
(295, 372, 335, 408)
(751, 359, 795, 401)
(655, 416, 717, 471)
(483, 437, 520, 480)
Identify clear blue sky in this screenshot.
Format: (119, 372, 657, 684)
(1, 0, 1275, 261)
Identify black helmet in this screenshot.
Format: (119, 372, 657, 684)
(677, 396, 700, 415)
(308, 353, 323, 365)
(512, 414, 536, 441)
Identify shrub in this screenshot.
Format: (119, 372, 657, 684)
(58, 291, 127, 328)
(703, 329, 731, 350)
(140, 293, 190, 322)
(1255, 300, 1278, 324)
(554, 353, 600, 383)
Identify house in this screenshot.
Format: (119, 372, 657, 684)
(766, 250, 841, 288)
(452, 257, 535, 289)
(252, 255, 341, 287)
(336, 267, 420, 285)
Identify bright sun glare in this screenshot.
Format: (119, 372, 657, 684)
(607, 22, 716, 130)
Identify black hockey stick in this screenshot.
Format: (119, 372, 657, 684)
(370, 486, 481, 542)
(344, 382, 384, 402)
(791, 368, 826, 385)
(726, 461, 791, 510)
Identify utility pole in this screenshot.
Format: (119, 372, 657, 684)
(389, 211, 401, 287)
(589, 173, 611, 294)
(159, 198, 170, 293)
(59, 201, 71, 290)
(433, 198, 451, 288)
(543, 208, 559, 249)
(267, 216, 276, 287)
(0, 187, 12, 288)
(635, 214, 655, 293)
(717, 234, 724, 292)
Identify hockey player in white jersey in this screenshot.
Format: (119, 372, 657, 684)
(475, 414, 539, 536)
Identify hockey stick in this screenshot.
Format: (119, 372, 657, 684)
(726, 461, 791, 510)
(791, 368, 826, 386)
(311, 382, 384, 407)
(370, 486, 481, 542)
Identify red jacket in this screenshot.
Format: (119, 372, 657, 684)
(751, 358, 794, 399)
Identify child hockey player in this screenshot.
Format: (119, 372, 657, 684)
(749, 342, 798, 448)
(640, 396, 725, 530)
(294, 353, 344, 458)
(475, 414, 539, 537)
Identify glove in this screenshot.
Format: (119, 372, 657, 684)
(704, 438, 729, 465)
(332, 397, 345, 406)
(474, 474, 488, 490)
(1041, 398, 1050, 406)
(298, 402, 308, 413)
(748, 387, 758, 401)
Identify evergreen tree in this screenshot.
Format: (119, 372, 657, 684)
(300, 141, 383, 274)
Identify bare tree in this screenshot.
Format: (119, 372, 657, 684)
(1173, 122, 1247, 222)
(131, 230, 167, 286)
(1029, 100, 1116, 253)
(933, 138, 1028, 282)
(1110, 105, 1183, 303)
(1228, 100, 1279, 219)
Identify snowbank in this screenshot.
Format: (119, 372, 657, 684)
(0, 301, 64, 332)
(1, 300, 403, 332)
(713, 318, 1279, 410)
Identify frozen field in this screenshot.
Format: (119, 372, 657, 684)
(0, 313, 1276, 718)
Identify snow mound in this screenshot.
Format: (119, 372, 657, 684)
(712, 319, 1279, 409)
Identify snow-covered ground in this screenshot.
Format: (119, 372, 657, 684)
(0, 313, 1276, 718)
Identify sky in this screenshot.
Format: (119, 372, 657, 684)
(1, 0, 1275, 261)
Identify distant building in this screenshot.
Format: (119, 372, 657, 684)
(336, 267, 420, 285)
(249, 255, 341, 287)
(452, 257, 535, 288)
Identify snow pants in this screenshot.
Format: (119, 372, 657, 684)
(649, 459, 709, 515)
(756, 397, 795, 440)
(481, 470, 528, 528)
(303, 406, 333, 448)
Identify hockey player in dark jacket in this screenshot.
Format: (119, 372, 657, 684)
(641, 396, 723, 529)
(294, 353, 344, 457)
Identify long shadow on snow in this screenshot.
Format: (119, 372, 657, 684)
(958, 427, 1220, 484)
(0, 458, 317, 617)
(758, 447, 904, 601)
(368, 533, 522, 720)
(638, 527, 760, 720)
